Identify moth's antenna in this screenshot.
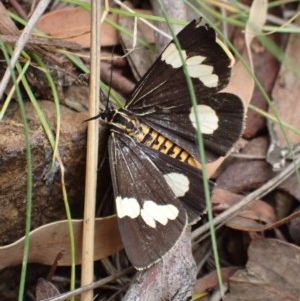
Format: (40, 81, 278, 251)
(84, 48, 116, 122)
(83, 89, 108, 122)
(106, 46, 116, 112)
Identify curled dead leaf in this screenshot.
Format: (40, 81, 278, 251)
(225, 238, 300, 300)
(0, 216, 122, 270)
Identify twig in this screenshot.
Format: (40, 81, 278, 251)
(193, 156, 300, 240)
(113, 0, 172, 39)
(8, 0, 28, 20)
(43, 268, 134, 301)
(0, 35, 82, 50)
(80, 1, 101, 301)
(0, 0, 51, 99)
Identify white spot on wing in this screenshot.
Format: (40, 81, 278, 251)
(116, 196, 140, 219)
(140, 200, 179, 228)
(162, 44, 219, 87)
(189, 105, 219, 134)
(163, 173, 189, 197)
(187, 62, 212, 78)
(186, 56, 219, 87)
(161, 43, 187, 68)
(186, 55, 205, 65)
(198, 74, 219, 87)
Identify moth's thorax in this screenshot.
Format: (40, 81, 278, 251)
(108, 109, 141, 135)
(109, 109, 200, 168)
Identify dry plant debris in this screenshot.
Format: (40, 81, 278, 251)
(0, 1, 300, 301)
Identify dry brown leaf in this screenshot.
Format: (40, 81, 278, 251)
(0, 216, 122, 270)
(35, 278, 60, 301)
(212, 188, 276, 231)
(280, 172, 300, 201)
(243, 35, 281, 139)
(217, 137, 275, 193)
(118, 9, 156, 81)
(213, 186, 300, 231)
(194, 267, 238, 298)
(269, 14, 300, 148)
(224, 239, 300, 301)
(238, 200, 276, 224)
(289, 207, 300, 245)
(212, 187, 244, 211)
(37, 7, 118, 47)
(225, 215, 272, 232)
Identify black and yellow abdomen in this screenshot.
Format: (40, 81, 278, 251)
(109, 109, 200, 169)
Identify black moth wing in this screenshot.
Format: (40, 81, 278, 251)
(126, 19, 232, 110)
(108, 133, 188, 269)
(141, 143, 214, 224)
(143, 93, 244, 163)
(125, 18, 244, 162)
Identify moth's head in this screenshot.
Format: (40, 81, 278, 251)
(83, 88, 116, 124)
(98, 108, 114, 123)
(83, 108, 112, 124)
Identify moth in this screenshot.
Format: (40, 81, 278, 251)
(95, 18, 244, 269)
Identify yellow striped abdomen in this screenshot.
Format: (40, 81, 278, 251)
(109, 109, 200, 169)
(135, 123, 200, 169)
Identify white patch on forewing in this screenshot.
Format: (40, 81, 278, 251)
(163, 173, 190, 197)
(116, 196, 140, 219)
(140, 200, 179, 228)
(186, 59, 211, 77)
(161, 43, 219, 87)
(189, 105, 219, 134)
(186, 56, 219, 87)
(197, 74, 219, 88)
(185, 55, 206, 65)
(116, 197, 179, 228)
(161, 43, 187, 68)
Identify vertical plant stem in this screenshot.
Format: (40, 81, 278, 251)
(81, 0, 101, 300)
